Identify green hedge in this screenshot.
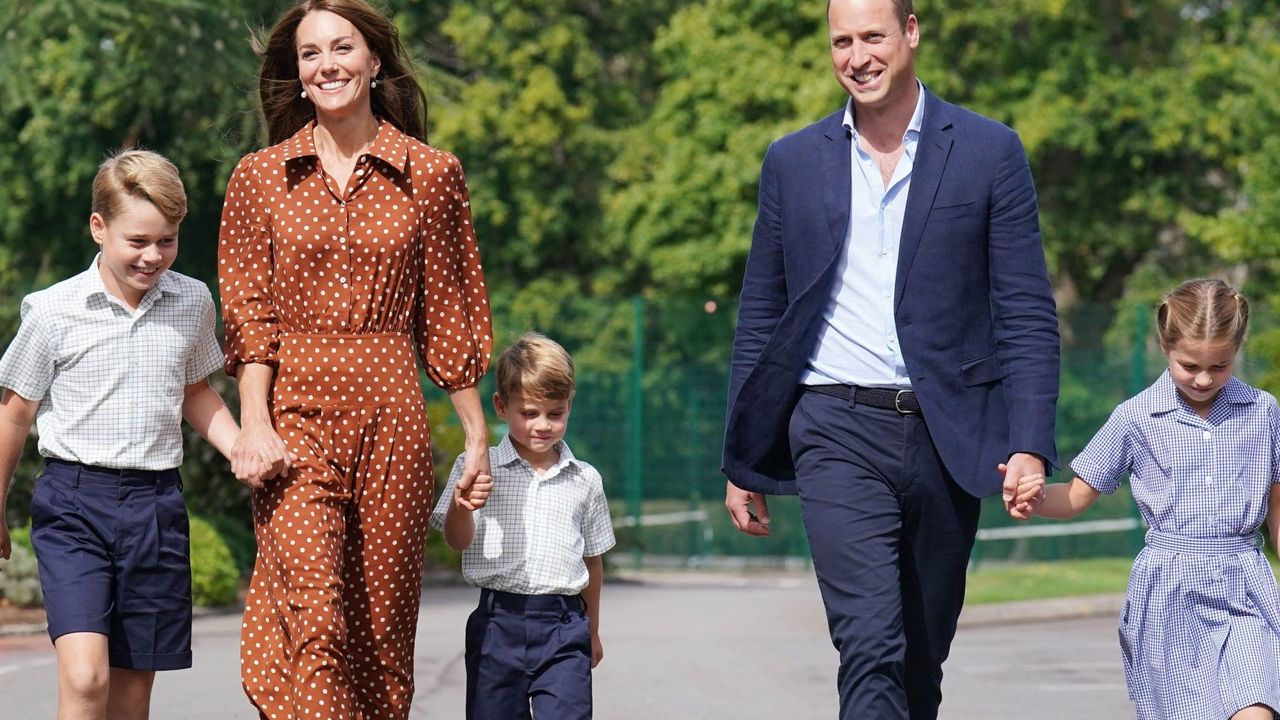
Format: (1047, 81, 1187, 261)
(189, 515, 241, 607)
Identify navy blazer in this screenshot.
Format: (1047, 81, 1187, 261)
(722, 90, 1060, 498)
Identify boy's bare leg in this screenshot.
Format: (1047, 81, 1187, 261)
(106, 668, 155, 720)
(54, 632, 110, 720)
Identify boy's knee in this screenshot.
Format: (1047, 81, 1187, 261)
(60, 659, 110, 703)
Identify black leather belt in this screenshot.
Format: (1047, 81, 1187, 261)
(805, 384, 921, 414)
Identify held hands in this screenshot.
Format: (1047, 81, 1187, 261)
(454, 442, 493, 512)
(725, 480, 771, 536)
(999, 462, 1046, 520)
(0, 521, 9, 565)
(454, 470, 492, 511)
(230, 421, 295, 489)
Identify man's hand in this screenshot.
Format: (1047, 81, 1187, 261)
(999, 463, 1045, 520)
(725, 481, 771, 536)
(1001, 452, 1046, 514)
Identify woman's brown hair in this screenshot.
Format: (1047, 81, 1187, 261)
(255, 0, 428, 144)
(1156, 278, 1249, 352)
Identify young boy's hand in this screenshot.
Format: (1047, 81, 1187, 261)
(455, 472, 492, 511)
(591, 631, 603, 668)
(0, 521, 10, 564)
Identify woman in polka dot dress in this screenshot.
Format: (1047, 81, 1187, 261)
(218, 1, 493, 718)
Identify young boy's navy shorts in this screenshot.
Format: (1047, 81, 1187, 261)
(29, 458, 193, 671)
(465, 588, 593, 720)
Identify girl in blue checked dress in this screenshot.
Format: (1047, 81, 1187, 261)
(1008, 278, 1280, 720)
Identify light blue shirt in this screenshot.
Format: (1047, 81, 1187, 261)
(801, 81, 925, 389)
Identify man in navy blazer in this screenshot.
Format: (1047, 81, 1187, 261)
(722, 1, 1059, 718)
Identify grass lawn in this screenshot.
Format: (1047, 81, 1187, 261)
(965, 557, 1134, 605)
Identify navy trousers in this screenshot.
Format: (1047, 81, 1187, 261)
(465, 588, 593, 719)
(789, 390, 981, 720)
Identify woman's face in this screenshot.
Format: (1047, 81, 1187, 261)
(295, 10, 380, 123)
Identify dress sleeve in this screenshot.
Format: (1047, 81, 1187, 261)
(414, 152, 493, 390)
(218, 152, 279, 377)
(1070, 405, 1134, 494)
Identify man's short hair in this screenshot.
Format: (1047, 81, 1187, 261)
(495, 332, 575, 402)
(827, 0, 915, 31)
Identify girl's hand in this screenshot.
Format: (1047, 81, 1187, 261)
(1008, 472, 1046, 520)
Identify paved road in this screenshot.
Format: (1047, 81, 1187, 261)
(0, 573, 1131, 718)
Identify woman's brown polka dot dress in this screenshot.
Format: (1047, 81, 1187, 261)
(218, 120, 492, 720)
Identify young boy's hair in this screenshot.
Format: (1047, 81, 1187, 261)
(1156, 278, 1249, 351)
(90, 149, 188, 224)
(495, 332, 575, 402)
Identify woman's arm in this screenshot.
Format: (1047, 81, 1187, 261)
(232, 363, 290, 481)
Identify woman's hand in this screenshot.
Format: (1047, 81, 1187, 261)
(233, 419, 292, 484)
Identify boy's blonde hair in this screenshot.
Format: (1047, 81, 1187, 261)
(495, 332, 575, 402)
(1156, 278, 1249, 352)
(91, 149, 188, 225)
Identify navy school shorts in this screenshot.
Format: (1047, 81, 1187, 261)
(29, 458, 193, 671)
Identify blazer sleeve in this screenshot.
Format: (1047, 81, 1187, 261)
(986, 130, 1060, 466)
(728, 143, 789, 409)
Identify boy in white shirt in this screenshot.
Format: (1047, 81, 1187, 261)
(431, 331, 616, 719)
(0, 150, 256, 720)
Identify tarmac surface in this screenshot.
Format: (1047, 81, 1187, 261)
(0, 570, 1133, 719)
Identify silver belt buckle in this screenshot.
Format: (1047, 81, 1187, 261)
(895, 389, 919, 415)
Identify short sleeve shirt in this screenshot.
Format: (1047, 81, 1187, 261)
(430, 436, 617, 595)
(0, 258, 223, 469)
(1072, 371, 1280, 538)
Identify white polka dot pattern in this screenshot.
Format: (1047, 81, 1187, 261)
(217, 121, 493, 720)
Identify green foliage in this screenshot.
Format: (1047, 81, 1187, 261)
(201, 512, 256, 579)
(189, 513, 240, 607)
(5, 0, 1280, 566)
(0, 537, 42, 607)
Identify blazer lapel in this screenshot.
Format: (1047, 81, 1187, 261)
(821, 112, 852, 263)
(895, 91, 953, 312)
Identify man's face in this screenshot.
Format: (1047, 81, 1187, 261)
(829, 0, 919, 113)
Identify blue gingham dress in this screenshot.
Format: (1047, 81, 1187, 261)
(1074, 372, 1280, 719)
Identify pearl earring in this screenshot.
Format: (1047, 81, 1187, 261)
(300, 89, 307, 99)
(371, 79, 378, 89)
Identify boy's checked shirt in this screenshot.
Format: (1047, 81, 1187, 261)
(0, 256, 222, 470)
(430, 435, 616, 595)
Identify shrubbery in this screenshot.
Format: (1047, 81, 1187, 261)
(0, 525, 41, 607)
(189, 514, 241, 607)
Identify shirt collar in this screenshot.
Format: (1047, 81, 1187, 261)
(80, 253, 180, 304)
(842, 79, 926, 143)
(280, 118, 410, 175)
(1149, 369, 1257, 415)
(493, 434, 580, 474)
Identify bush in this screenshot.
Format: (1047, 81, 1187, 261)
(190, 514, 240, 607)
(0, 525, 42, 607)
(202, 513, 256, 579)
